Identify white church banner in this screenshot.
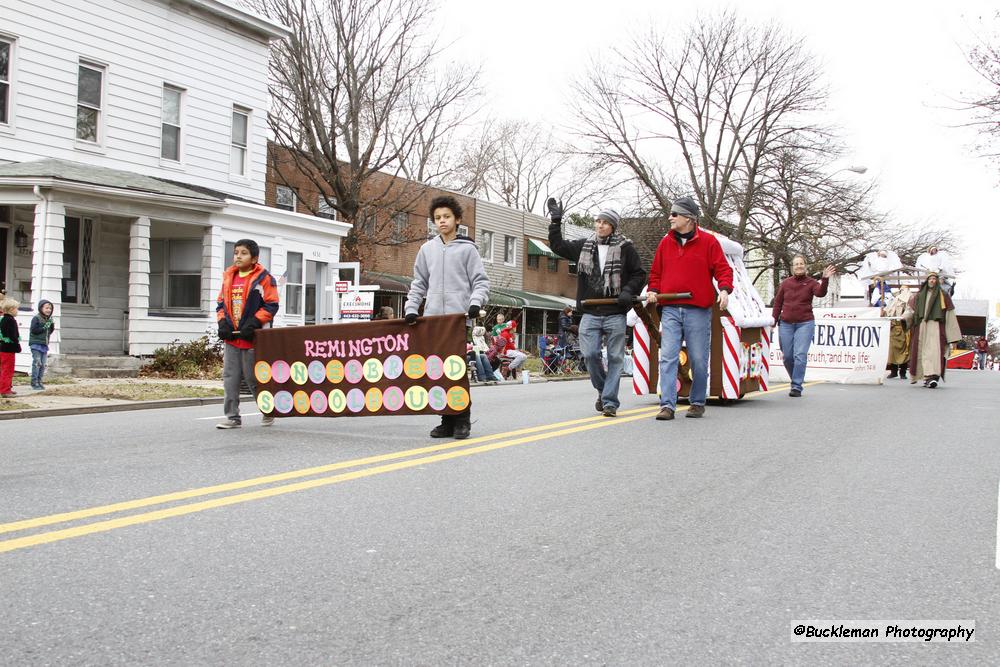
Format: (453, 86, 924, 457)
(769, 318, 890, 384)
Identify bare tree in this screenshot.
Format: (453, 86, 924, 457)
(573, 11, 828, 240)
(255, 0, 479, 257)
(959, 11, 1000, 162)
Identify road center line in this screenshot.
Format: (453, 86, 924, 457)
(1, 383, 799, 554)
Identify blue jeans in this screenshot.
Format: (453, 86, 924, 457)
(31, 348, 48, 387)
(658, 306, 712, 409)
(778, 320, 815, 392)
(976, 351, 987, 370)
(470, 352, 498, 382)
(578, 313, 626, 409)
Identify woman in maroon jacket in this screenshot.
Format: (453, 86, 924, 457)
(772, 256, 835, 397)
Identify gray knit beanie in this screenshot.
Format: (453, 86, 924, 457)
(670, 196, 700, 220)
(596, 209, 621, 231)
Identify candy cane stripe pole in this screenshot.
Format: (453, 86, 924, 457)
(720, 316, 741, 399)
(759, 326, 770, 392)
(632, 318, 651, 395)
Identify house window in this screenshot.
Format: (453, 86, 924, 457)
(0, 38, 12, 125)
(568, 261, 578, 275)
(391, 211, 408, 242)
(275, 185, 296, 211)
(317, 196, 337, 220)
(477, 230, 493, 262)
(149, 239, 201, 309)
(224, 242, 271, 271)
(160, 85, 183, 161)
(62, 217, 93, 304)
(231, 107, 249, 176)
(458, 224, 469, 237)
(547, 257, 559, 272)
(527, 254, 539, 269)
(76, 62, 104, 143)
(285, 251, 303, 315)
(358, 209, 377, 236)
(503, 235, 516, 266)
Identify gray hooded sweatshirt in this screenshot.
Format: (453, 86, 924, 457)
(405, 235, 490, 317)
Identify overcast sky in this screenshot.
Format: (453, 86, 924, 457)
(436, 0, 1000, 310)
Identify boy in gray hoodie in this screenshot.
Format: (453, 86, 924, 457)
(405, 195, 490, 439)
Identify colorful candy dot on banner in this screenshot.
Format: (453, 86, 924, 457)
(290, 361, 309, 386)
(383, 386, 404, 412)
(447, 386, 470, 411)
(688, 369, 694, 380)
(346, 388, 365, 413)
(425, 355, 444, 380)
(254, 361, 272, 384)
(428, 386, 447, 411)
(383, 355, 403, 380)
(308, 360, 326, 384)
(678, 350, 688, 367)
(344, 359, 364, 384)
(273, 390, 294, 414)
(363, 358, 384, 383)
(404, 385, 429, 411)
(404, 354, 426, 379)
(293, 390, 310, 414)
(365, 387, 383, 412)
(310, 390, 328, 413)
(271, 360, 291, 384)
(675, 378, 681, 392)
(443, 355, 467, 381)
(326, 359, 345, 384)
(256, 390, 274, 414)
(328, 389, 346, 414)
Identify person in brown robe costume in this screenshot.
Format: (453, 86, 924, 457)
(904, 273, 962, 388)
(884, 286, 911, 379)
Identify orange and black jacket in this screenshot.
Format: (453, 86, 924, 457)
(215, 263, 280, 329)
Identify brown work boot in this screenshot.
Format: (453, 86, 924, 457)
(655, 406, 675, 421)
(430, 414, 455, 438)
(595, 396, 604, 413)
(686, 404, 705, 418)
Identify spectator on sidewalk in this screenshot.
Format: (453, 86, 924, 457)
(28, 299, 56, 390)
(0, 297, 22, 398)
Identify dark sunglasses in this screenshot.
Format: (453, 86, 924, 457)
(669, 212, 683, 218)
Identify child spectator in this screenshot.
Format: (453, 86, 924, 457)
(404, 195, 489, 439)
(215, 239, 280, 429)
(29, 299, 55, 390)
(0, 297, 22, 398)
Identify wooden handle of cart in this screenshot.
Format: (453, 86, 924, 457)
(581, 292, 692, 306)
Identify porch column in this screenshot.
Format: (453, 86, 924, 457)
(202, 225, 223, 319)
(30, 197, 65, 356)
(127, 216, 150, 356)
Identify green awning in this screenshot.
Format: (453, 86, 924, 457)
(527, 238, 558, 258)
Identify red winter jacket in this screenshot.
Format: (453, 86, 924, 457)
(647, 227, 734, 309)
(772, 275, 829, 323)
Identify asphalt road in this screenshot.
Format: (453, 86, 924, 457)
(2, 371, 999, 665)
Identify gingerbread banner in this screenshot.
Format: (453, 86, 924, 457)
(252, 314, 471, 418)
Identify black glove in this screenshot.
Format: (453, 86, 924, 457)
(468, 305, 480, 320)
(217, 320, 234, 341)
(404, 312, 418, 325)
(616, 292, 634, 308)
(546, 197, 564, 222)
(237, 318, 263, 341)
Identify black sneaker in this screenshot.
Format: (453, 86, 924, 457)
(595, 396, 604, 413)
(430, 415, 455, 438)
(602, 405, 617, 417)
(453, 421, 471, 439)
(215, 418, 242, 429)
(789, 389, 802, 397)
(685, 404, 705, 418)
(928, 379, 938, 389)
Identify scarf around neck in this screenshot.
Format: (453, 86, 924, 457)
(577, 231, 629, 296)
(913, 282, 947, 326)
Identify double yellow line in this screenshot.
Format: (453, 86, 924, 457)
(1, 383, 797, 555)
(0, 405, 671, 554)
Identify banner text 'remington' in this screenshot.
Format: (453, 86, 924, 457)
(304, 333, 411, 360)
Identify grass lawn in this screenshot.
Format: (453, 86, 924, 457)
(39, 382, 224, 401)
(12, 375, 76, 386)
(0, 399, 34, 411)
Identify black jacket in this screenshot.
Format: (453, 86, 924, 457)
(0, 313, 22, 354)
(548, 223, 647, 316)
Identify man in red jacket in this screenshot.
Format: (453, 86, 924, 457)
(646, 197, 734, 421)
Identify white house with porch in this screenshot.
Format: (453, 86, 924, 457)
(0, 0, 350, 373)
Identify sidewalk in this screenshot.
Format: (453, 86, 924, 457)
(0, 373, 588, 420)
